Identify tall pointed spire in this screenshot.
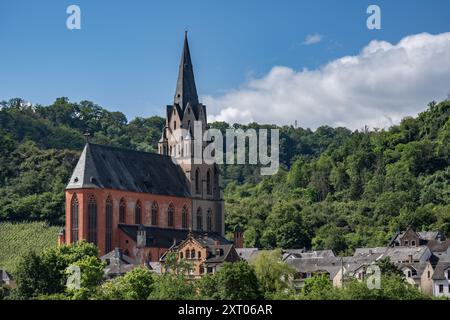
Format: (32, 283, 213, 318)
(174, 31, 199, 109)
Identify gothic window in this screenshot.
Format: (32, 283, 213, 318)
(182, 206, 188, 229)
(186, 249, 190, 259)
(198, 251, 201, 259)
(151, 202, 158, 226)
(196, 207, 203, 231)
(135, 200, 142, 224)
(206, 209, 212, 232)
(119, 198, 126, 223)
(191, 249, 195, 259)
(170, 146, 173, 156)
(168, 203, 175, 227)
(87, 195, 97, 245)
(105, 196, 113, 253)
(195, 168, 200, 194)
(206, 170, 212, 195)
(180, 252, 183, 259)
(71, 194, 79, 243)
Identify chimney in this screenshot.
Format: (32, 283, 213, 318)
(233, 224, 244, 249)
(408, 254, 413, 263)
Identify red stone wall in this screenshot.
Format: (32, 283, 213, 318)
(65, 188, 192, 257)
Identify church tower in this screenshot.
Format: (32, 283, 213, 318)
(158, 33, 224, 236)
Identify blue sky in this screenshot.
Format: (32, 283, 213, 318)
(1, 0, 450, 127)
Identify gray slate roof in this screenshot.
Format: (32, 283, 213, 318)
(432, 261, 450, 280)
(66, 143, 191, 197)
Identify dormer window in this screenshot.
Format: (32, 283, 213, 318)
(411, 240, 416, 246)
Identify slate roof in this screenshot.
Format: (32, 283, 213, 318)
(66, 143, 191, 197)
(432, 261, 450, 280)
(427, 239, 450, 253)
(118, 224, 231, 249)
(286, 257, 342, 279)
(384, 246, 430, 263)
(398, 262, 430, 279)
(236, 248, 260, 262)
(174, 32, 199, 111)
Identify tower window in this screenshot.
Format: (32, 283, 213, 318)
(196, 208, 203, 231)
(71, 194, 79, 243)
(182, 206, 188, 229)
(151, 202, 158, 226)
(105, 196, 113, 253)
(135, 200, 142, 224)
(207, 170, 212, 195)
(206, 209, 212, 232)
(174, 121, 177, 130)
(88, 195, 97, 245)
(168, 203, 175, 227)
(119, 198, 126, 223)
(195, 168, 200, 194)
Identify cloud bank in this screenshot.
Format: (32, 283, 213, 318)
(203, 32, 450, 130)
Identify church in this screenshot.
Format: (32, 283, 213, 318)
(61, 33, 234, 263)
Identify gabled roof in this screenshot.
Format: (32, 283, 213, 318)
(432, 261, 450, 280)
(66, 143, 191, 197)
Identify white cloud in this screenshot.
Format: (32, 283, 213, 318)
(302, 34, 323, 45)
(203, 32, 450, 130)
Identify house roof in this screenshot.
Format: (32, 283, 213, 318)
(118, 224, 231, 249)
(384, 246, 430, 262)
(432, 261, 450, 280)
(427, 239, 450, 253)
(66, 143, 191, 197)
(286, 257, 342, 279)
(398, 262, 430, 279)
(236, 248, 260, 262)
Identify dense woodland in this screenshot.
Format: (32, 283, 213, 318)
(0, 97, 449, 255)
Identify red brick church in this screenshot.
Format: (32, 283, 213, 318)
(60, 33, 233, 263)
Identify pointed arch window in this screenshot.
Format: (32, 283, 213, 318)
(119, 198, 126, 223)
(168, 204, 175, 227)
(195, 168, 200, 194)
(135, 200, 142, 224)
(206, 209, 213, 232)
(206, 170, 212, 195)
(182, 206, 188, 229)
(71, 194, 79, 243)
(196, 208, 203, 231)
(151, 202, 158, 226)
(105, 196, 113, 253)
(87, 195, 97, 245)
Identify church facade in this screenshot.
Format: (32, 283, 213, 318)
(62, 34, 226, 262)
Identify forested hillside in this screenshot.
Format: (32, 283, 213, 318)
(0, 97, 449, 254)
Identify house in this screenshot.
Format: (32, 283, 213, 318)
(0, 269, 15, 288)
(101, 248, 137, 279)
(432, 260, 450, 297)
(282, 249, 335, 262)
(286, 256, 342, 290)
(160, 231, 240, 277)
(389, 227, 445, 247)
(399, 262, 434, 295)
(61, 33, 227, 263)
